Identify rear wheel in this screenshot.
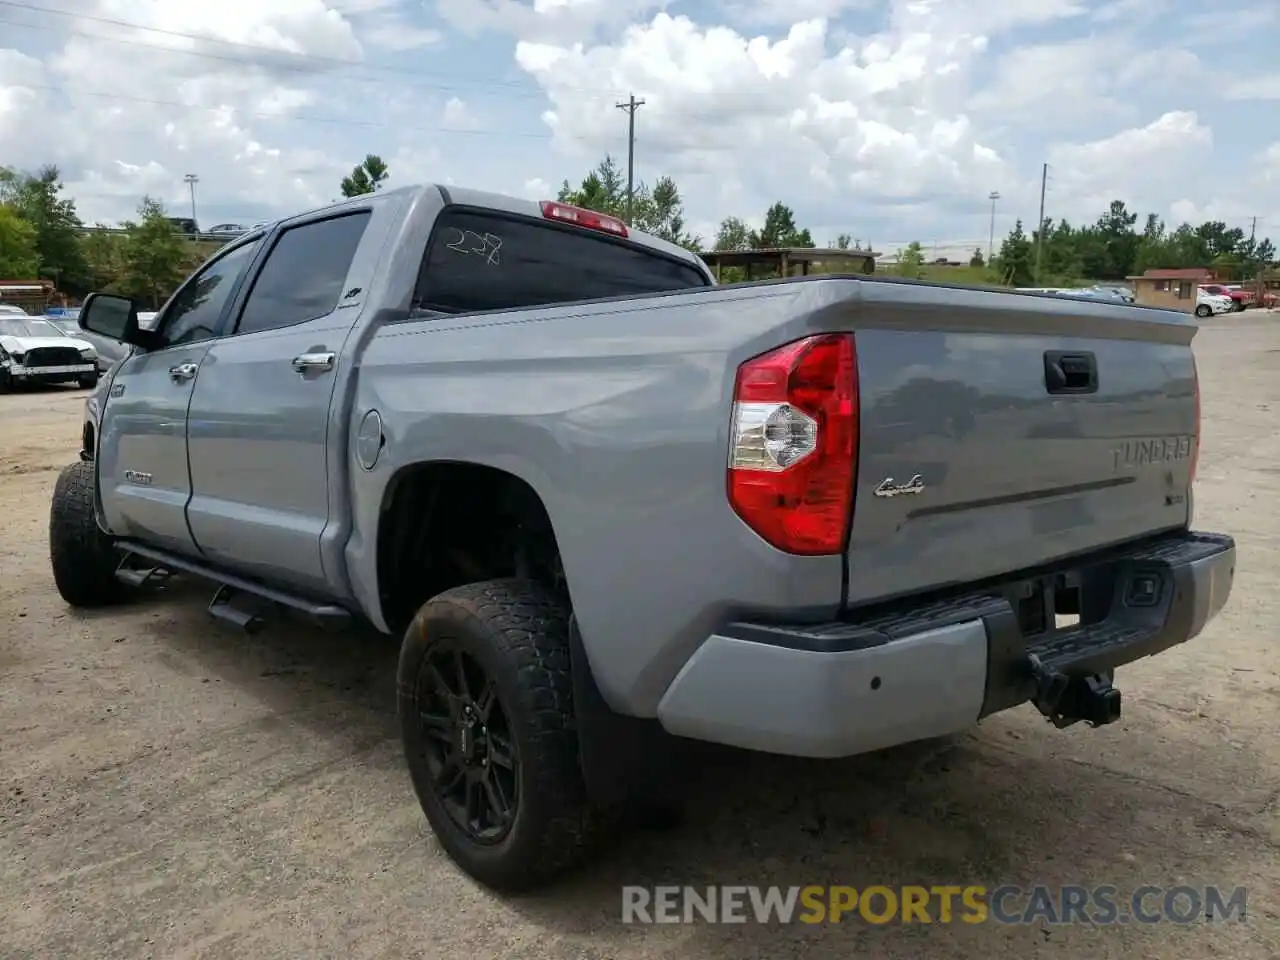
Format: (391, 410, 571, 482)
(49, 460, 124, 607)
(398, 578, 606, 892)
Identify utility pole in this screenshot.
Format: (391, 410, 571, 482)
(1034, 163, 1048, 281)
(1249, 216, 1260, 299)
(987, 190, 1000, 264)
(615, 94, 645, 223)
(183, 173, 199, 226)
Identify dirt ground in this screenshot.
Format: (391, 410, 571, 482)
(2, 315, 1278, 959)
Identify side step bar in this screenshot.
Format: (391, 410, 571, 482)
(114, 540, 352, 632)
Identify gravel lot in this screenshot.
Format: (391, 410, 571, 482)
(2, 314, 1278, 959)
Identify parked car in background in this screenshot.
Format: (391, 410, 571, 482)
(1094, 285, 1134, 303)
(207, 223, 248, 238)
(1195, 288, 1235, 318)
(166, 217, 200, 235)
(0, 316, 99, 390)
(1199, 284, 1252, 311)
(48, 317, 127, 373)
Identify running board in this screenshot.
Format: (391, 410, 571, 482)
(114, 540, 353, 631)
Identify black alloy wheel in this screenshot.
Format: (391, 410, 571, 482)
(414, 644, 519, 843)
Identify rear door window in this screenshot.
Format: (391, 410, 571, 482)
(414, 208, 709, 314)
(234, 212, 371, 335)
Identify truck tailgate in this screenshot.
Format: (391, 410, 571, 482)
(845, 287, 1198, 607)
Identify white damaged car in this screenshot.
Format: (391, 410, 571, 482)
(0, 315, 100, 391)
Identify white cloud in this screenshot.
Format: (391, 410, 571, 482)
(441, 95, 479, 128)
(1046, 111, 1214, 224)
(0, 0, 1276, 251)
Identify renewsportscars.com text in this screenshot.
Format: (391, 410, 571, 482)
(621, 884, 1248, 925)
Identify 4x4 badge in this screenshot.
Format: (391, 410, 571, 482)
(873, 475, 925, 498)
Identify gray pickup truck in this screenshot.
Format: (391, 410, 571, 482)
(51, 184, 1236, 891)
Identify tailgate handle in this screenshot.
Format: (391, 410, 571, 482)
(1044, 351, 1098, 394)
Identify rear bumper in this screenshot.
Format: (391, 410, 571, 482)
(655, 530, 1235, 758)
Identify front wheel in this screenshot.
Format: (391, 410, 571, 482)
(397, 578, 606, 892)
(1194, 304, 1211, 318)
(49, 460, 125, 607)
(78, 373, 99, 389)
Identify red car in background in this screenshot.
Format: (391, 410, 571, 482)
(1199, 284, 1253, 311)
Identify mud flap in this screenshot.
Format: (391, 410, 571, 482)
(568, 616, 686, 807)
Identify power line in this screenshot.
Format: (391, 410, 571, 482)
(1035, 162, 1048, 280)
(0, 0, 627, 100)
(15, 79, 622, 145)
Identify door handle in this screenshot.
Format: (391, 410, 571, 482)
(292, 351, 336, 373)
(169, 362, 199, 382)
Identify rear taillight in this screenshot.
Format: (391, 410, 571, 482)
(727, 333, 858, 555)
(1190, 355, 1200, 485)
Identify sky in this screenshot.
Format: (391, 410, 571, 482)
(0, 0, 1277, 260)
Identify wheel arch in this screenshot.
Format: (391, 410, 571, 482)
(373, 459, 570, 636)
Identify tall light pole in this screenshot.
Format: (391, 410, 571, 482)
(987, 190, 1000, 264)
(184, 173, 199, 226)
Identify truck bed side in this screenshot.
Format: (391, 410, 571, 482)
(345, 276, 1199, 719)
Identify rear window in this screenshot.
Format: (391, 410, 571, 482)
(413, 208, 709, 315)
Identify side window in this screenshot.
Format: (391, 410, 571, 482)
(162, 240, 262, 346)
(234, 212, 371, 336)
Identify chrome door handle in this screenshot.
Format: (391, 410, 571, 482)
(169, 362, 198, 382)
(292, 352, 336, 373)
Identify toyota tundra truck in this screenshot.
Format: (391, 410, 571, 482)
(51, 184, 1236, 892)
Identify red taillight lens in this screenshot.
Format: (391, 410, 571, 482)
(727, 333, 858, 555)
(1190, 355, 1200, 485)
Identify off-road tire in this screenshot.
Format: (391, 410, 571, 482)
(398, 578, 606, 892)
(78, 373, 99, 389)
(49, 460, 123, 607)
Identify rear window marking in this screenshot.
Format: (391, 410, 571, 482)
(444, 228, 503, 265)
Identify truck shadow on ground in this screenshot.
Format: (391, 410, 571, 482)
(111, 580, 1260, 955)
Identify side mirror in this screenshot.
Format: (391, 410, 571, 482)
(79, 293, 149, 347)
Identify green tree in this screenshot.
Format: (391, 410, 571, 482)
(714, 217, 751, 251)
(751, 202, 813, 248)
(1093, 200, 1139, 279)
(558, 155, 627, 216)
(340, 154, 389, 198)
(632, 175, 699, 250)
(558, 156, 699, 250)
(2, 164, 91, 294)
(896, 240, 925, 278)
(834, 233, 852, 250)
(996, 219, 1035, 286)
(81, 227, 129, 290)
(969, 247, 985, 268)
(0, 205, 40, 277)
(117, 197, 189, 308)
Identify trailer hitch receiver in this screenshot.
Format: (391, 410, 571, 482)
(1028, 656, 1121, 729)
